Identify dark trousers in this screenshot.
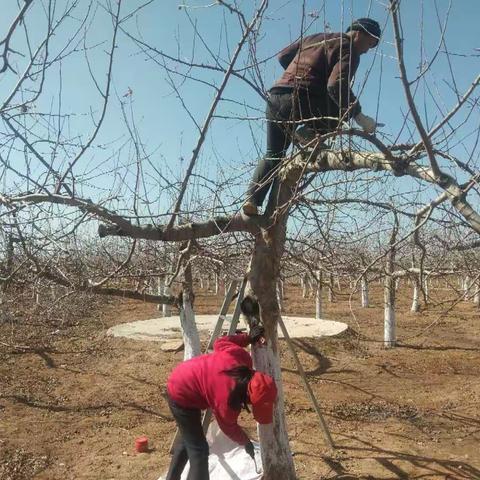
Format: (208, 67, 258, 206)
(246, 88, 336, 207)
(165, 396, 209, 480)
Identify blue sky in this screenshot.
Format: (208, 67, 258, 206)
(1, 0, 479, 227)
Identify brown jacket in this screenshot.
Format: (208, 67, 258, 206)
(274, 32, 361, 119)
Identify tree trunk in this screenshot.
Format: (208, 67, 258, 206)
(315, 270, 322, 320)
(384, 218, 398, 348)
(361, 276, 369, 308)
(247, 178, 298, 479)
(423, 276, 429, 300)
(411, 276, 420, 312)
(1, 234, 14, 298)
(473, 279, 480, 307)
(463, 276, 470, 298)
(302, 273, 308, 298)
(179, 263, 201, 360)
(328, 273, 334, 302)
(384, 273, 396, 348)
(161, 276, 172, 317)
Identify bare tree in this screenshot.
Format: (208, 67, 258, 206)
(1, 1, 479, 478)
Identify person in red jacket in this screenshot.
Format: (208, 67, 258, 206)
(164, 326, 276, 480)
(243, 18, 382, 216)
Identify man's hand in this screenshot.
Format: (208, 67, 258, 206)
(354, 112, 383, 134)
(249, 325, 265, 344)
(245, 440, 255, 459)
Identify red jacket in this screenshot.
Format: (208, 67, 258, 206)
(167, 333, 252, 445)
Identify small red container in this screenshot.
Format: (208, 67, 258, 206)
(135, 436, 149, 453)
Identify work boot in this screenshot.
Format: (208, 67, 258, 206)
(242, 201, 258, 216)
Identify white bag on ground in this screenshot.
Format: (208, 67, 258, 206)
(159, 420, 262, 480)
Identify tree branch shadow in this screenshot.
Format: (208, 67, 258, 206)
(324, 433, 480, 479)
(2, 394, 172, 420)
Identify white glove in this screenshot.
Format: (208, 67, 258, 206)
(354, 112, 382, 134)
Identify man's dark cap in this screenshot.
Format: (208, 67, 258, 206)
(346, 18, 381, 42)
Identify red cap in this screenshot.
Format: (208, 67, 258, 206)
(247, 372, 277, 424)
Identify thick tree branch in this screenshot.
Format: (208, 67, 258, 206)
(98, 214, 253, 241)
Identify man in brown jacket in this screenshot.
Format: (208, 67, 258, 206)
(243, 18, 382, 216)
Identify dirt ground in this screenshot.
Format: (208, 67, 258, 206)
(1, 282, 479, 480)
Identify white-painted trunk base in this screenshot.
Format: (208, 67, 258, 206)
(474, 281, 480, 306)
(361, 278, 369, 308)
(252, 333, 295, 479)
(411, 282, 419, 312)
(179, 300, 201, 360)
(315, 285, 322, 319)
(384, 305, 396, 348)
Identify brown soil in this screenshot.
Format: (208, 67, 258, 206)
(1, 283, 479, 479)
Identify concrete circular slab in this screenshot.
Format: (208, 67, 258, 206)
(107, 315, 348, 343)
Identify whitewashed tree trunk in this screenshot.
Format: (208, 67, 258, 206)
(384, 274, 396, 348)
(247, 179, 299, 479)
(463, 276, 470, 297)
(328, 273, 334, 302)
(302, 273, 308, 298)
(411, 276, 420, 312)
(199, 277, 204, 290)
(33, 281, 40, 305)
(423, 277, 429, 300)
(180, 264, 201, 360)
(180, 300, 200, 360)
(315, 270, 322, 319)
(161, 276, 172, 317)
(473, 280, 480, 306)
(214, 272, 219, 295)
(384, 220, 398, 348)
(361, 276, 369, 308)
(395, 278, 400, 291)
(335, 275, 341, 290)
(222, 274, 228, 295)
(252, 334, 294, 479)
(1, 234, 15, 302)
(157, 277, 162, 311)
